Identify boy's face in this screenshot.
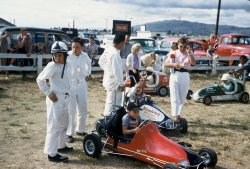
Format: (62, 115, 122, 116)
(128, 110, 140, 119)
(135, 85, 143, 95)
(53, 53, 64, 64)
(72, 42, 82, 56)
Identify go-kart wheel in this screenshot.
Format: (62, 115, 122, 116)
(179, 118, 188, 134)
(198, 147, 218, 167)
(95, 119, 106, 138)
(162, 163, 179, 169)
(157, 86, 168, 97)
(83, 133, 103, 158)
(186, 90, 193, 100)
(202, 96, 212, 105)
(239, 92, 249, 103)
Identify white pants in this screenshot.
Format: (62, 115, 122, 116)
(44, 94, 69, 156)
(67, 86, 88, 136)
(103, 89, 123, 116)
(122, 58, 129, 78)
(169, 72, 190, 117)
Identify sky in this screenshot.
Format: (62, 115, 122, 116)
(1, 0, 250, 29)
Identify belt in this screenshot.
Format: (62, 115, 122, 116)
(174, 68, 189, 72)
(65, 93, 69, 96)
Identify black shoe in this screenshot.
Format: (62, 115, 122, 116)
(66, 136, 74, 143)
(76, 132, 87, 136)
(58, 146, 73, 153)
(48, 154, 69, 163)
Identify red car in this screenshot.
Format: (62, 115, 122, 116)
(83, 111, 218, 169)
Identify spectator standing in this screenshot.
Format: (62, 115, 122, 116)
(164, 37, 195, 122)
(234, 55, 250, 85)
(0, 30, 17, 78)
(98, 33, 125, 116)
(162, 42, 178, 74)
(66, 37, 92, 143)
(86, 37, 99, 65)
(120, 35, 132, 77)
(36, 41, 73, 163)
(126, 43, 142, 87)
(206, 44, 215, 66)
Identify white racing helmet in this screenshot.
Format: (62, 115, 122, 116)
(51, 41, 68, 54)
(221, 73, 231, 81)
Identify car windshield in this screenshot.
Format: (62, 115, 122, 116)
(232, 36, 250, 45)
(160, 41, 172, 48)
(130, 39, 156, 48)
(82, 33, 97, 39)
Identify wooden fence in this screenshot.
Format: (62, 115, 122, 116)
(0, 53, 240, 75)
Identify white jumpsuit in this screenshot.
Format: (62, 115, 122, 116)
(36, 62, 70, 156)
(98, 46, 124, 116)
(66, 51, 91, 136)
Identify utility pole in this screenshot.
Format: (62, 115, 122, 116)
(215, 0, 221, 35)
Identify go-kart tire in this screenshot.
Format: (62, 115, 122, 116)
(95, 119, 106, 137)
(83, 133, 103, 158)
(202, 96, 212, 105)
(239, 92, 249, 103)
(157, 86, 168, 97)
(162, 164, 179, 169)
(198, 147, 218, 167)
(186, 90, 193, 100)
(179, 118, 188, 134)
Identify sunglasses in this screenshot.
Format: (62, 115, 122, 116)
(179, 45, 188, 49)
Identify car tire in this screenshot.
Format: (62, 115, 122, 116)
(162, 163, 179, 169)
(83, 133, 103, 158)
(239, 92, 249, 103)
(186, 90, 193, 100)
(95, 119, 106, 138)
(157, 86, 168, 97)
(202, 96, 212, 105)
(179, 118, 188, 134)
(198, 147, 218, 167)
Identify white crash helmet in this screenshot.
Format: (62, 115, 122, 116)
(221, 73, 231, 81)
(51, 41, 68, 54)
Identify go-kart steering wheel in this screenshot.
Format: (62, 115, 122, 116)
(138, 119, 151, 129)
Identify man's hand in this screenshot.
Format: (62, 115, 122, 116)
(85, 75, 92, 81)
(48, 93, 58, 102)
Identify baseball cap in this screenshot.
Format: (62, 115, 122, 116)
(127, 102, 140, 113)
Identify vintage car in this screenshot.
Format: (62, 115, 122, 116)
(214, 34, 250, 66)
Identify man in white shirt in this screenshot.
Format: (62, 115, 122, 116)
(66, 37, 92, 143)
(98, 34, 126, 116)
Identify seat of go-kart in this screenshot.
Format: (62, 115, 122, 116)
(105, 107, 130, 147)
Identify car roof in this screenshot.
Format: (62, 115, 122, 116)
(130, 37, 155, 40)
(221, 34, 250, 38)
(0, 26, 65, 34)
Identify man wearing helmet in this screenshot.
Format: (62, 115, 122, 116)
(66, 37, 92, 143)
(36, 41, 73, 163)
(221, 73, 235, 94)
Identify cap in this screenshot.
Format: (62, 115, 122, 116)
(127, 102, 140, 113)
(221, 73, 231, 81)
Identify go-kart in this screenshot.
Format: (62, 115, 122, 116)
(192, 78, 249, 105)
(125, 69, 170, 97)
(84, 107, 218, 169)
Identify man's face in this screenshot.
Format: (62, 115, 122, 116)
(72, 42, 82, 56)
(125, 35, 130, 44)
(21, 30, 27, 36)
(53, 53, 64, 64)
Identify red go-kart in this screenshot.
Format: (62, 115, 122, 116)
(83, 108, 218, 169)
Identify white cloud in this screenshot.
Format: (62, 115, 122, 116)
(0, 0, 249, 29)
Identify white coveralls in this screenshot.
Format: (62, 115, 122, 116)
(98, 46, 124, 116)
(66, 51, 91, 136)
(36, 62, 70, 156)
(165, 50, 190, 117)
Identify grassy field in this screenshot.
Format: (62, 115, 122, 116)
(0, 72, 249, 169)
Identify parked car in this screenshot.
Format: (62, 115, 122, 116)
(0, 26, 72, 54)
(78, 32, 100, 45)
(214, 34, 250, 66)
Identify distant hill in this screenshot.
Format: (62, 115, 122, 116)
(133, 20, 250, 36)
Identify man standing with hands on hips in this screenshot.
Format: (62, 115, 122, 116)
(164, 37, 196, 122)
(66, 37, 92, 143)
(98, 33, 126, 116)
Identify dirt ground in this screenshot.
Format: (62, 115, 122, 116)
(0, 71, 249, 169)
